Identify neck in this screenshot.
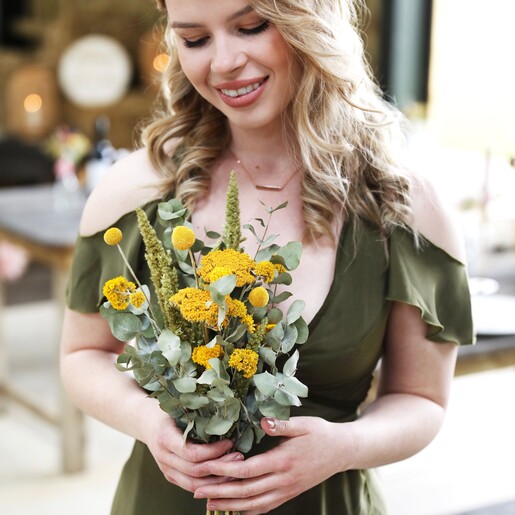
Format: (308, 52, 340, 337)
(228, 121, 293, 167)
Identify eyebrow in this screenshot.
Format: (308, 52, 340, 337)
(170, 5, 253, 29)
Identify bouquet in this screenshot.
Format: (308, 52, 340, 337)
(100, 172, 308, 513)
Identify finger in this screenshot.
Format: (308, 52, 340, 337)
(164, 449, 244, 479)
(163, 465, 238, 493)
(195, 473, 275, 500)
(202, 451, 276, 479)
(205, 490, 280, 514)
(261, 417, 307, 438)
(174, 438, 235, 463)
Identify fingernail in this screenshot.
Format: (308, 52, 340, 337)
(265, 417, 276, 429)
(194, 491, 206, 499)
(232, 453, 244, 461)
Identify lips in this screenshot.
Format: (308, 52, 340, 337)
(214, 77, 269, 108)
(220, 80, 264, 98)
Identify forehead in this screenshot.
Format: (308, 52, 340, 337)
(165, 0, 253, 21)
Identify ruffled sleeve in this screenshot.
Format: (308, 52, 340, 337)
(386, 228, 475, 346)
(66, 201, 159, 313)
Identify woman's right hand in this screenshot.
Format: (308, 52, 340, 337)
(144, 410, 244, 493)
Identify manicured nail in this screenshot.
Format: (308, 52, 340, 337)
(265, 417, 276, 429)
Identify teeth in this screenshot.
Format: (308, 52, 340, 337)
(221, 81, 262, 98)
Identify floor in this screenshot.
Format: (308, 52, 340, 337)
(1, 261, 515, 515)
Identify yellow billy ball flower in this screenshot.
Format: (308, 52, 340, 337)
(248, 286, 269, 308)
(172, 226, 196, 250)
(104, 227, 123, 246)
(229, 349, 259, 379)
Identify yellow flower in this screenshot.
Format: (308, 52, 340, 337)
(169, 288, 219, 327)
(199, 249, 255, 287)
(192, 344, 223, 369)
(227, 298, 255, 332)
(253, 261, 286, 282)
(248, 286, 269, 308)
(104, 227, 123, 246)
(103, 276, 136, 310)
(229, 349, 259, 379)
(207, 266, 233, 283)
(253, 261, 276, 282)
(172, 226, 196, 251)
(129, 291, 146, 309)
(170, 288, 255, 331)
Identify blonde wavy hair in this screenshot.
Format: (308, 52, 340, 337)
(143, 0, 412, 240)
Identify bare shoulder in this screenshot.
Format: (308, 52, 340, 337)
(409, 171, 466, 263)
(79, 148, 164, 236)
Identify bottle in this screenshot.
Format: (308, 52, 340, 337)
(53, 157, 84, 214)
(84, 115, 116, 194)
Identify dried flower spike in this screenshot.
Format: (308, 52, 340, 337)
(172, 226, 196, 250)
(104, 227, 123, 246)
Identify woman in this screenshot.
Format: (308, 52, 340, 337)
(60, 0, 474, 513)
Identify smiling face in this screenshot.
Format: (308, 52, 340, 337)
(165, 0, 298, 135)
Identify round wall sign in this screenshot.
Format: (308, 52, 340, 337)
(58, 34, 133, 108)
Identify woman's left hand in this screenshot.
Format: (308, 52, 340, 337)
(193, 416, 354, 514)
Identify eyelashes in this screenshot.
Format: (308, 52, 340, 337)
(182, 20, 270, 49)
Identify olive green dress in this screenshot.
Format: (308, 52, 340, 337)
(66, 199, 475, 515)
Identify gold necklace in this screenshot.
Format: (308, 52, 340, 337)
(228, 149, 299, 191)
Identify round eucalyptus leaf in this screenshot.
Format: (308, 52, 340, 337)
(109, 312, 142, 342)
(173, 377, 197, 393)
(283, 375, 309, 398)
(253, 371, 277, 397)
(205, 415, 235, 436)
(283, 349, 299, 377)
(276, 241, 302, 270)
(274, 388, 301, 407)
(257, 400, 290, 419)
(179, 393, 210, 409)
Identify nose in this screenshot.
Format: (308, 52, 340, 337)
(210, 36, 247, 75)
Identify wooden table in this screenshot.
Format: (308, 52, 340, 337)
(0, 183, 85, 473)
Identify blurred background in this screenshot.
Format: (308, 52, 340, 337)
(0, 0, 514, 514)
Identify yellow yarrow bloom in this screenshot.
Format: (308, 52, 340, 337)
(192, 344, 223, 369)
(227, 297, 255, 332)
(229, 349, 259, 379)
(170, 288, 219, 327)
(207, 266, 233, 283)
(248, 286, 269, 308)
(170, 288, 255, 330)
(103, 276, 136, 310)
(171, 226, 196, 250)
(253, 261, 276, 282)
(198, 249, 255, 287)
(129, 290, 146, 309)
(253, 261, 287, 282)
(103, 227, 123, 246)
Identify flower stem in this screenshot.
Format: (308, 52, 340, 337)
(116, 243, 161, 335)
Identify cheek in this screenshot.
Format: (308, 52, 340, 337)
(177, 51, 205, 89)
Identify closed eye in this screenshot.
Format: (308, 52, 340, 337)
(239, 20, 270, 36)
(182, 36, 208, 49)
(181, 20, 270, 49)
